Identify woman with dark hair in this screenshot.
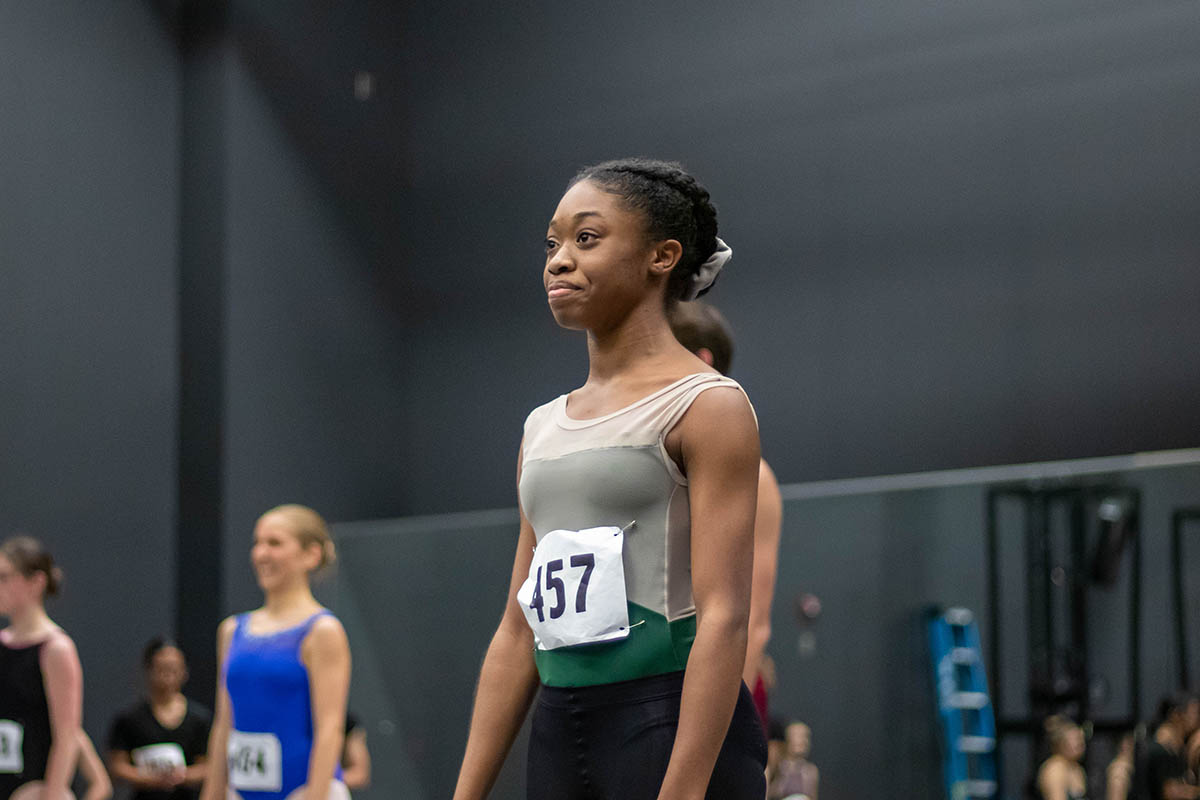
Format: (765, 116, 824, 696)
(1142, 693, 1200, 800)
(107, 638, 212, 800)
(453, 159, 766, 800)
(0, 536, 82, 800)
(1035, 715, 1088, 800)
(200, 505, 350, 800)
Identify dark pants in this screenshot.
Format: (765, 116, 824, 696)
(527, 671, 767, 800)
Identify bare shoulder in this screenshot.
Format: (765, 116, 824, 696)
(217, 615, 238, 644)
(214, 616, 240, 668)
(670, 385, 759, 488)
(38, 630, 81, 697)
(1037, 757, 1066, 783)
(306, 614, 349, 650)
(681, 386, 753, 434)
(692, 382, 754, 416)
(40, 629, 79, 664)
(311, 613, 347, 636)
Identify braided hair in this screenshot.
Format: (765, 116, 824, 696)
(568, 158, 719, 304)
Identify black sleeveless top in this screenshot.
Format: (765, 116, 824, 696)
(0, 638, 52, 796)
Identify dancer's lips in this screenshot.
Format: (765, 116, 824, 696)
(547, 281, 581, 299)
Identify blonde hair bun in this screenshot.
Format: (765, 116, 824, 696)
(262, 504, 336, 570)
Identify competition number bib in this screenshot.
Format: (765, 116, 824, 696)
(0, 720, 23, 773)
(227, 731, 282, 792)
(517, 526, 630, 650)
(132, 742, 186, 775)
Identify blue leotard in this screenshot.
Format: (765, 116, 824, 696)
(223, 610, 343, 800)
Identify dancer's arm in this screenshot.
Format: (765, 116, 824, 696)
(40, 632, 83, 800)
(106, 749, 173, 791)
(1106, 761, 1131, 800)
(182, 752, 209, 788)
(302, 616, 351, 800)
(198, 617, 237, 800)
(659, 388, 760, 800)
(77, 731, 113, 800)
(1162, 780, 1200, 800)
(743, 459, 781, 687)
(107, 728, 184, 793)
(454, 447, 540, 800)
(340, 726, 371, 790)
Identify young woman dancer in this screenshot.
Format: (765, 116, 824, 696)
(199, 505, 351, 800)
(108, 638, 211, 800)
(454, 158, 766, 800)
(1036, 716, 1088, 800)
(0, 536, 82, 800)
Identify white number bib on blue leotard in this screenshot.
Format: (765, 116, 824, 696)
(517, 526, 630, 650)
(0, 720, 23, 773)
(133, 742, 186, 775)
(227, 731, 282, 792)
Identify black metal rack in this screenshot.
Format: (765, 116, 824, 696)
(985, 483, 1141, 788)
(1172, 508, 1200, 690)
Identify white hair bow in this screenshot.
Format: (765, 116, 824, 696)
(682, 237, 731, 301)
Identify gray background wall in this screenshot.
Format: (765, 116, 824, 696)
(222, 0, 1200, 502)
(2, 0, 1199, 795)
(214, 0, 1200, 602)
(0, 0, 180, 749)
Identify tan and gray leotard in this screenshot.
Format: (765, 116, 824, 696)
(519, 373, 754, 688)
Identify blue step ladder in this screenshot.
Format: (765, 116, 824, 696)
(929, 607, 998, 800)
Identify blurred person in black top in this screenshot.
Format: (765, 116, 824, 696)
(107, 638, 211, 800)
(1141, 693, 1200, 800)
(0, 536, 82, 800)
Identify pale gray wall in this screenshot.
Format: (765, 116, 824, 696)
(0, 0, 180, 745)
(216, 0, 1200, 522)
(218, 43, 419, 612)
